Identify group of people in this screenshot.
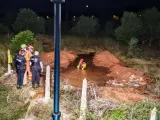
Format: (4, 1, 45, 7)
(15, 44, 43, 89)
(15, 43, 87, 89)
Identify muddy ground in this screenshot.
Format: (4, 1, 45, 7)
(41, 50, 157, 103)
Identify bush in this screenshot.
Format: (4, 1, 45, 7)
(127, 37, 141, 57)
(13, 8, 45, 34)
(33, 40, 44, 55)
(0, 44, 7, 67)
(127, 101, 160, 120)
(115, 12, 143, 43)
(87, 101, 160, 120)
(141, 7, 160, 46)
(11, 30, 36, 55)
(70, 16, 100, 36)
(104, 108, 127, 120)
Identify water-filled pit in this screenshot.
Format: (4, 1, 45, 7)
(60, 53, 109, 87)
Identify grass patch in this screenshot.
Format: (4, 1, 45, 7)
(0, 84, 29, 120)
(86, 101, 160, 120)
(126, 101, 160, 120)
(28, 103, 52, 120)
(105, 108, 127, 120)
(39, 35, 124, 54)
(0, 44, 8, 68)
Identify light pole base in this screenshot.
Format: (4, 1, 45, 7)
(52, 112, 61, 120)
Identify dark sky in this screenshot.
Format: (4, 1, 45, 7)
(1, 0, 160, 18)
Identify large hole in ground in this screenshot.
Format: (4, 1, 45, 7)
(60, 53, 110, 87)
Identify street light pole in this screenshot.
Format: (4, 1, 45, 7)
(50, 0, 65, 120)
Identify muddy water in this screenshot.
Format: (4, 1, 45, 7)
(60, 53, 109, 87)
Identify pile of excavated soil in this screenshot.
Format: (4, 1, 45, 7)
(41, 51, 76, 69)
(93, 51, 152, 87)
(93, 51, 155, 102)
(93, 51, 124, 68)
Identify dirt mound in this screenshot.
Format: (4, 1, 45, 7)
(93, 51, 152, 86)
(41, 51, 76, 69)
(107, 65, 152, 86)
(93, 51, 124, 68)
(101, 87, 146, 103)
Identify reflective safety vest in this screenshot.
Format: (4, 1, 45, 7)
(25, 50, 32, 81)
(81, 62, 86, 70)
(25, 50, 32, 61)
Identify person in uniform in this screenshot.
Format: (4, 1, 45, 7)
(30, 51, 43, 88)
(15, 50, 26, 89)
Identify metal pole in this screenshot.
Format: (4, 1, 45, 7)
(53, 3, 61, 120)
(51, 0, 65, 120)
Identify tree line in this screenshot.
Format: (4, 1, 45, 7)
(0, 7, 160, 47)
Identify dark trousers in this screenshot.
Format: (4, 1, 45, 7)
(32, 69, 40, 86)
(17, 69, 25, 86)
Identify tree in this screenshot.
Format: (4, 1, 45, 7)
(45, 18, 54, 34)
(141, 7, 160, 46)
(3, 12, 17, 31)
(105, 21, 116, 37)
(35, 17, 45, 34)
(13, 8, 45, 34)
(61, 21, 70, 34)
(115, 12, 143, 43)
(70, 16, 100, 36)
(0, 24, 9, 34)
(11, 30, 36, 55)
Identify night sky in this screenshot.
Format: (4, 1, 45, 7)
(1, 0, 160, 19)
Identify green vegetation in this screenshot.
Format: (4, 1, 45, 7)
(85, 101, 160, 119)
(0, 85, 29, 120)
(116, 11, 143, 43)
(11, 30, 36, 55)
(70, 15, 100, 36)
(127, 37, 140, 57)
(28, 103, 52, 120)
(13, 8, 45, 34)
(0, 44, 8, 68)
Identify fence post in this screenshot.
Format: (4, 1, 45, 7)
(7, 49, 12, 74)
(79, 78, 87, 120)
(7, 64, 11, 73)
(23, 71, 27, 85)
(150, 107, 158, 120)
(45, 65, 51, 102)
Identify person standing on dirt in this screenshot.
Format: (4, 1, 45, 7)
(30, 51, 43, 88)
(15, 49, 26, 89)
